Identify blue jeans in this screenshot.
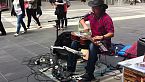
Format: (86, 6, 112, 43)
(67, 41, 101, 74)
(16, 14, 27, 34)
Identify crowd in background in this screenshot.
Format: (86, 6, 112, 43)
(0, 0, 74, 37)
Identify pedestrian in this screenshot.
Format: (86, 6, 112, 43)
(54, 0, 66, 30)
(26, 0, 42, 29)
(81, 0, 86, 4)
(11, 0, 27, 37)
(49, 0, 55, 6)
(63, 0, 70, 28)
(0, 10, 6, 36)
(130, 0, 137, 5)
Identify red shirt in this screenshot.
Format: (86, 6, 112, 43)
(84, 13, 114, 45)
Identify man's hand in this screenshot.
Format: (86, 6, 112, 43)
(92, 36, 104, 42)
(83, 29, 89, 33)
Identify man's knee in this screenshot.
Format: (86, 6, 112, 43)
(71, 41, 79, 49)
(89, 43, 97, 51)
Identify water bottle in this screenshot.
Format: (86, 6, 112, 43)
(115, 47, 119, 57)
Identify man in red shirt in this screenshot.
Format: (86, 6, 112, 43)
(67, 0, 114, 81)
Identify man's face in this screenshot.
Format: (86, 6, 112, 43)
(92, 6, 101, 16)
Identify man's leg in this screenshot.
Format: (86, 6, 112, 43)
(31, 9, 41, 27)
(26, 9, 31, 28)
(16, 15, 22, 34)
(60, 13, 64, 29)
(20, 17, 27, 32)
(56, 15, 61, 29)
(0, 11, 6, 35)
(82, 43, 101, 80)
(67, 41, 79, 72)
(64, 12, 67, 28)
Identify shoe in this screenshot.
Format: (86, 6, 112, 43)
(60, 28, 64, 30)
(14, 33, 19, 37)
(27, 27, 30, 29)
(64, 26, 67, 28)
(80, 73, 95, 81)
(0, 33, 6, 36)
(79, 78, 100, 82)
(22, 29, 27, 34)
(38, 26, 42, 28)
(58, 28, 60, 30)
(65, 71, 74, 77)
(25, 29, 27, 33)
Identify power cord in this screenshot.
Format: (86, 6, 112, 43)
(21, 53, 56, 82)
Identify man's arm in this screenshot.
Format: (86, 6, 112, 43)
(55, 0, 66, 5)
(92, 32, 114, 42)
(79, 18, 89, 32)
(103, 33, 114, 39)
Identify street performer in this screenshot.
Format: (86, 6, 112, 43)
(67, 0, 114, 81)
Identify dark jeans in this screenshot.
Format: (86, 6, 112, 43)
(0, 11, 6, 35)
(26, 9, 41, 28)
(67, 41, 101, 75)
(37, 6, 42, 16)
(56, 12, 67, 28)
(16, 14, 27, 34)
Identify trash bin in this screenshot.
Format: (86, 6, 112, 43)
(137, 38, 145, 57)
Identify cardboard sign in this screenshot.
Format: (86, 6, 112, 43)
(81, 49, 89, 60)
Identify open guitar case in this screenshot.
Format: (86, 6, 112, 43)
(53, 31, 73, 60)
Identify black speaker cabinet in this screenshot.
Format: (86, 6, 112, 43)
(137, 38, 145, 57)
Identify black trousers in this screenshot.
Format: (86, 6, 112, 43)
(0, 11, 6, 35)
(26, 9, 41, 28)
(56, 12, 67, 28)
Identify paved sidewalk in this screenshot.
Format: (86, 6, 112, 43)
(0, 1, 145, 82)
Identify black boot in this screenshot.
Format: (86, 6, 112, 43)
(80, 73, 95, 81)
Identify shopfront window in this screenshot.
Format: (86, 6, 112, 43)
(0, 0, 9, 10)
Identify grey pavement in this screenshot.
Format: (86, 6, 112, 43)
(0, 1, 145, 82)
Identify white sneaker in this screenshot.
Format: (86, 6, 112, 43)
(14, 33, 19, 37)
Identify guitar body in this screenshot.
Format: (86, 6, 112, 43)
(71, 32, 80, 41)
(71, 32, 108, 60)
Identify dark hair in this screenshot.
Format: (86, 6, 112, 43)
(99, 5, 106, 13)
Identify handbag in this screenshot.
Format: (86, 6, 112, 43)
(55, 8, 60, 15)
(24, 2, 29, 9)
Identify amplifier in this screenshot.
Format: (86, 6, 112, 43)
(137, 38, 145, 57)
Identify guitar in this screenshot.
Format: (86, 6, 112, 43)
(71, 32, 108, 60)
(71, 32, 108, 52)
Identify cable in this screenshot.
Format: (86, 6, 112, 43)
(21, 53, 57, 82)
(104, 70, 122, 80)
(21, 49, 122, 82)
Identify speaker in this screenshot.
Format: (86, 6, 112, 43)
(137, 38, 145, 57)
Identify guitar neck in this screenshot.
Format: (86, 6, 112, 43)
(85, 35, 93, 41)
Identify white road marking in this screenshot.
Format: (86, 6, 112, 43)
(2, 8, 145, 33)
